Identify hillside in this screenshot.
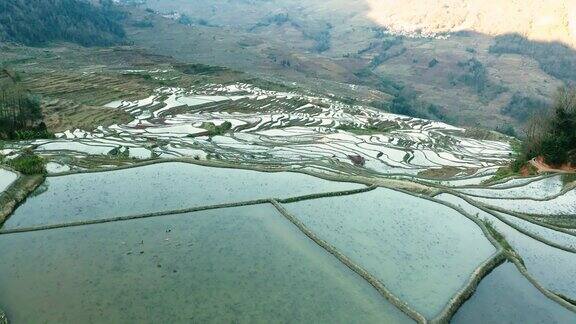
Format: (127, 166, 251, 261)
(365, 0, 576, 48)
(1, 3, 576, 324)
(123, 0, 576, 133)
(0, 0, 126, 46)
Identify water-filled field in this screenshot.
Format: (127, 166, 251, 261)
(438, 193, 576, 303)
(0, 168, 17, 193)
(452, 263, 576, 323)
(284, 188, 496, 318)
(3, 162, 363, 230)
(0, 204, 410, 323)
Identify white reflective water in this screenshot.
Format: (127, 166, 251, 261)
(3, 162, 363, 229)
(285, 188, 495, 318)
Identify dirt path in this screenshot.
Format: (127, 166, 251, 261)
(529, 156, 576, 174)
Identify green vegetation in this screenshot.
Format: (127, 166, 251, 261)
(556, 293, 576, 307)
(495, 124, 517, 138)
(456, 58, 507, 100)
(199, 121, 233, 137)
(177, 14, 193, 26)
(483, 219, 525, 266)
(561, 173, 576, 187)
(107, 146, 130, 159)
(368, 38, 404, 69)
(483, 160, 537, 184)
(6, 151, 46, 175)
(336, 119, 398, 135)
(483, 220, 512, 251)
(132, 19, 154, 28)
(520, 88, 576, 166)
(462, 127, 513, 142)
(251, 13, 291, 30)
(0, 80, 53, 140)
(0, 0, 126, 46)
(174, 63, 230, 76)
(385, 90, 451, 122)
(428, 58, 439, 68)
(482, 167, 517, 184)
(501, 93, 548, 123)
(250, 13, 331, 53)
(417, 166, 465, 179)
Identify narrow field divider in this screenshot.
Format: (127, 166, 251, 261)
(447, 192, 576, 253)
(509, 255, 576, 313)
(0, 199, 270, 235)
(0, 186, 377, 235)
(430, 251, 507, 324)
(269, 199, 427, 324)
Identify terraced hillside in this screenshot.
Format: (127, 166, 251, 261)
(1, 49, 575, 322)
(125, 0, 576, 132)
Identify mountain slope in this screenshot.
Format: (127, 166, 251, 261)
(0, 0, 125, 46)
(365, 0, 576, 48)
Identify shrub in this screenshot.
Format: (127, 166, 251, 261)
(520, 87, 576, 166)
(540, 136, 569, 165)
(501, 93, 547, 122)
(7, 151, 46, 175)
(496, 124, 517, 138)
(200, 121, 233, 136)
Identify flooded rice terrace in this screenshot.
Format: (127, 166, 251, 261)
(1, 81, 575, 323)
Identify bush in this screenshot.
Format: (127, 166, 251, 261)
(177, 14, 193, 26)
(540, 136, 569, 165)
(496, 124, 517, 138)
(520, 87, 576, 166)
(199, 121, 233, 137)
(7, 151, 46, 175)
(501, 93, 547, 122)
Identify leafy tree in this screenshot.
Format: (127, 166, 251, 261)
(520, 87, 576, 165)
(0, 76, 51, 140)
(501, 93, 548, 122)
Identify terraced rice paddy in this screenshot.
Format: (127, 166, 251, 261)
(453, 263, 576, 323)
(0, 205, 410, 323)
(3, 162, 363, 230)
(0, 169, 17, 193)
(1, 78, 575, 323)
(19, 82, 512, 178)
(437, 194, 576, 307)
(283, 188, 496, 318)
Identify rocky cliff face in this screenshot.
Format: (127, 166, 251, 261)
(365, 0, 576, 47)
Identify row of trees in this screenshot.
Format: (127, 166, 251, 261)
(521, 87, 576, 166)
(0, 84, 49, 140)
(0, 0, 126, 46)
